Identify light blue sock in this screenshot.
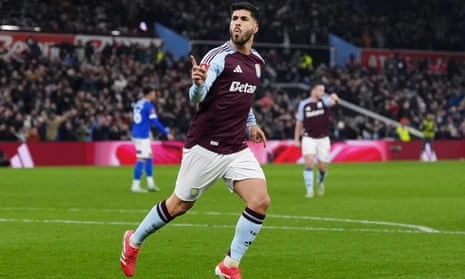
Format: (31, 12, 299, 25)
(133, 160, 144, 181)
(318, 170, 328, 184)
(145, 158, 153, 177)
(229, 208, 265, 262)
(304, 169, 314, 194)
(132, 200, 174, 246)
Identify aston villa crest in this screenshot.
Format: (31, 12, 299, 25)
(255, 64, 261, 78)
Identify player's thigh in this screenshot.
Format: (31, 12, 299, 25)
(224, 148, 266, 193)
(316, 137, 331, 163)
(302, 137, 316, 167)
(302, 136, 316, 156)
(133, 138, 151, 159)
(174, 145, 228, 201)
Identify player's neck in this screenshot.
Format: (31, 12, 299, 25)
(229, 40, 252, 55)
(309, 96, 319, 102)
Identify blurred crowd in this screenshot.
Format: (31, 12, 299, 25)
(1, 0, 465, 142)
(1, 40, 464, 142)
(2, 0, 465, 50)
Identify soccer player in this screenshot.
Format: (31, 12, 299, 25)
(130, 87, 173, 193)
(120, 2, 269, 279)
(294, 82, 339, 198)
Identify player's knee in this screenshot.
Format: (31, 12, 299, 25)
(247, 194, 271, 214)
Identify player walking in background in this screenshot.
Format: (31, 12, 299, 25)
(120, 2, 269, 278)
(130, 87, 173, 193)
(294, 82, 339, 198)
(420, 113, 437, 162)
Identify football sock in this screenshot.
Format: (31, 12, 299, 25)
(318, 170, 327, 184)
(145, 158, 154, 186)
(304, 168, 314, 194)
(227, 207, 265, 264)
(133, 160, 144, 182)
(145, 158, 153, 177)
(131, 200, 174, 247)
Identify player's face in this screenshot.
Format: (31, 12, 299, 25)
(311, 85, 325, 99)
(229, 10, 258, 46)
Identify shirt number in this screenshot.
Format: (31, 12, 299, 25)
(133, 109, 142, 124)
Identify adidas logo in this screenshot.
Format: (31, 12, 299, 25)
(10, 144, 34, 168)
(233, 65, 243, 73)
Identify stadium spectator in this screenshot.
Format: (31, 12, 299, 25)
(2, 0, 465, 50)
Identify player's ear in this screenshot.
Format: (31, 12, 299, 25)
(253, 23, 259, 34)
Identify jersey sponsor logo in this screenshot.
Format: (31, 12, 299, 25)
(229, 81, 257, 94)
(305, 109, 325, 118)
(317, 102, 323, 109)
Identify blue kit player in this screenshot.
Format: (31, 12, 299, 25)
(131, 87, 173, 193)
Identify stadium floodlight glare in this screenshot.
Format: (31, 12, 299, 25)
(111, 30, 121, 36)
(139, 21, 148, 32)
(0, 25, 20, 31)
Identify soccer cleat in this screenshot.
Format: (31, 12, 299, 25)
(317, 182, 325, 196)
(131, 187, 148, 193)
(305, 192, 314, 198)
(215, 261, 242, 279)
(147, 184, 160, 192)
(120, 230, 140, 277)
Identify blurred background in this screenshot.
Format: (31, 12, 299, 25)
(0, 0, 464, 166)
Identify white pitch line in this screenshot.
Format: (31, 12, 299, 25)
(0, 207, 440, 233)
(0, 217, 464, 235)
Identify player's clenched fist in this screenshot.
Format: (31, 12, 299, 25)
(190, 55, 207, 86)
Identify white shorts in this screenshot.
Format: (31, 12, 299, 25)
(302, 136, 331, 162)
(174, 145, 266, 201)
(132, 138, 152, 159)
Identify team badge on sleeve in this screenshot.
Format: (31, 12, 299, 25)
(255, 64, 261, 78)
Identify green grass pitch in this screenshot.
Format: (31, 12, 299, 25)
(0, 161, 464, 278)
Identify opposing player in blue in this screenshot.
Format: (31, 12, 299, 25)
(131, 87, 173, 193)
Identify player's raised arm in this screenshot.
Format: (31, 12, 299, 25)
(188, 54, 224, 103)
(323, 93, 340, 107)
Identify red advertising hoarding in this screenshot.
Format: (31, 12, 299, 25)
(0, 31, 162, 60)
(1, 140, 464, 168)
(361, 48, 465, 72)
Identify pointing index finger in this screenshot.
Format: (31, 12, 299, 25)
(190, 55, 198, 67)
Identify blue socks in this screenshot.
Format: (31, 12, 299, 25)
(131, 200, 174, 246)
(228, 207, 265, 262)
(145, 158, 153, 177)
(303, 169, 314, 194)
(133, 160, 144, 180)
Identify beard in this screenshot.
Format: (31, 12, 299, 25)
(230, 29, 254, 46)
